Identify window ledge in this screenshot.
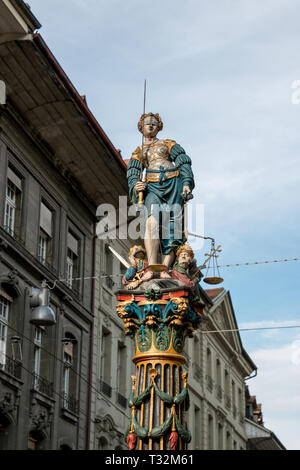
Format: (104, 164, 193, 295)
(0, 368, 23, 387)
(61, 407, 79, 424)
(31, 388, 56, 407)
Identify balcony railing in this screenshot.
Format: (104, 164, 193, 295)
(193, 363, 202, 381)
(206, 374, 214, 392)
(62, 392, 78, 415)
(100, 380, 112, 398)
(117, 392, 127, 408)
(0, 355, 22, 380)
(216, 384, 223, 401)
(32, 373, 54, 398)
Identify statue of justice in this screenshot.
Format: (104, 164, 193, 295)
(116, 111, 222, 450)
(126, 112, 195, 283)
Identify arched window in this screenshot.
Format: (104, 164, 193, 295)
(62, 333, 78, 414)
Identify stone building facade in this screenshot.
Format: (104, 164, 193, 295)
(184, 288, 256, 450)
(89, 238, 135, 451)
(0, 0, 128, 450)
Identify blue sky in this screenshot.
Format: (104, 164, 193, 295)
(28, 0, 300, 449)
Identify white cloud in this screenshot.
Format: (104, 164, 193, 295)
(248, 341, 300, 449)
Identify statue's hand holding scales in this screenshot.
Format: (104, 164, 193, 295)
(127, 113, 195, 278)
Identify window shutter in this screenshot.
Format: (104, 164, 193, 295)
(67, 232, 78, 255)
(7, 167, 22, 190)
(40, 202, 52, 237)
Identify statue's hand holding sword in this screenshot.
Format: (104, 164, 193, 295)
(136, 180, 147, 205)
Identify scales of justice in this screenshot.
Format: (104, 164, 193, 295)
(114, 98, 223, 451)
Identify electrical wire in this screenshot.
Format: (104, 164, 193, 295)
(217, 258, 300, 268)
(200, 325, 300, 334)
(40, 256, 300, 288)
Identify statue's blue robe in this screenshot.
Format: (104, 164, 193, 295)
(127, 143, 195, 255)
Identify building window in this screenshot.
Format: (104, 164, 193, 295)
(226, 431, 232, 450)
(105, 246, 114, 289)
(206, 347, 213, 391)
(0, 295, 9, 368)
(208, 414, 214, 449)
(194, 406, 201, 449)
(218, 423, 223, 450)
(238, 387, 244, 422)
(193, 336, 202, 381)
(62, 334, 78, 414)
(66, 232, 79, 290)
(63, 351, 72, 407)
(33, 327, 42, 387)
(0, 290, 22, 379)
(232, 380, 237, 418)
(116, 343, 127, 407)
(224, 369, 231, 409)
(31, 326, 53, 397)
(216, 358, 222, 400)
(38, 202, 53, 266)
(100, 329, 112, 397)
(193, 336, 200, 362)
(4, 168, 22, 238)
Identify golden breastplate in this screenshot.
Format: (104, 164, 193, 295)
(142, 141, 174, 170)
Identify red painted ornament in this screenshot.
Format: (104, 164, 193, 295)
(169, 431, 178, 450)
(126, 432, 137, 450)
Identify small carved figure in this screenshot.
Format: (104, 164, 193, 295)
(122, 246, 148, 290)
